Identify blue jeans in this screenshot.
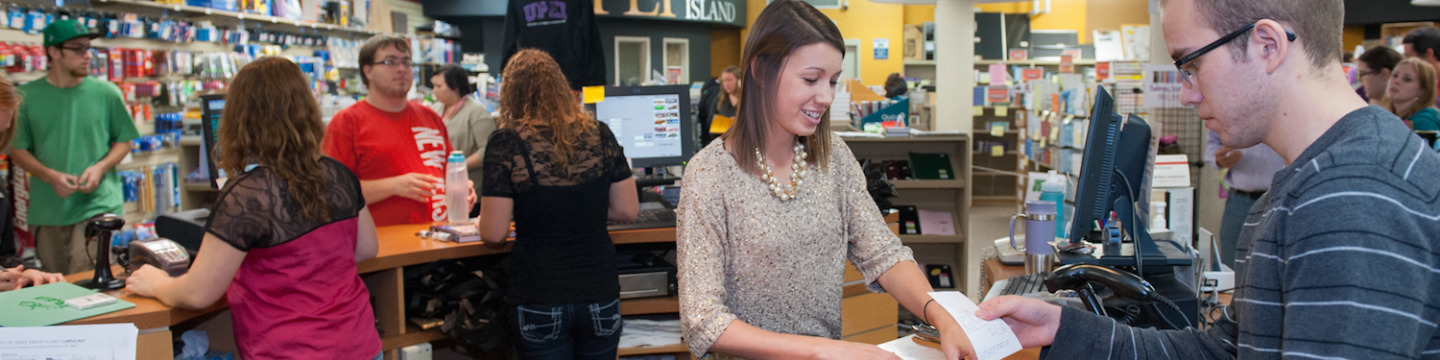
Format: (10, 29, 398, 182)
(1219, 188, 1261, 268)
(511, 299, 623, 360)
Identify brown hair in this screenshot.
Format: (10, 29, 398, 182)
(724, 0, 841, 174)
(1382, 58, 1438, 120)
(218, 57, 331, 222)
(0, 74, 20, 150)
(717, 65, 742, 109)
(359, 36, 412, 87)
(498, 49, 598, 174)
(1182, 0, 1342, 70)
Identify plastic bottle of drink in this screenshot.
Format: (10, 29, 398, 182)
(446, 151, 468, 224)
(1039, 177, 1067, 238)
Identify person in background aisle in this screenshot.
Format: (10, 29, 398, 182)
(884, 72, 908, 99)
(979, 0, 1440, 358)
(1355, 46, 1401, 104)
(1382, 58, 1440, 131)
(697, 65, 741, 147)
(430, 64, 496, 217)
(1203, 129, 1283, 269)
(10, 19, 139, 274)
(477, 48, 638, 360)
(324, 36, 474, 226)
(1402, 26, 1440, 108)
(0, 73, 65, 292)
(125, 57, 383, 360)
(676, 2, 975, 360)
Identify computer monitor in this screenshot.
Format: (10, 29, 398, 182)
(199, 94, 226, 189)
(593, 85, 696, 169)
(1064, 86, 1189, 267)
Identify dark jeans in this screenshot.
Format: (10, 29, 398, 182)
(511, 299, 623, 360)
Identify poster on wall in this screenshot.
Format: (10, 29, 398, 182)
(1143, 64, 1184, 107)
(873, 38, 889, 60)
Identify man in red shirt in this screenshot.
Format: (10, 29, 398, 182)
(324, 36, 474, 226)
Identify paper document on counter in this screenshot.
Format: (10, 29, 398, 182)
(0, 323, 138, 360)
(927, 291, 1022, 360)
(878, 334, 945, 360)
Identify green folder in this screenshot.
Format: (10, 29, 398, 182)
(909, 152, 956, 180)
(0, 282, 135, 327)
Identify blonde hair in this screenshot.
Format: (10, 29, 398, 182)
(717, 65, 742, 109)
(0, 74, 20, 151)
(1382, 58, 1438, 120)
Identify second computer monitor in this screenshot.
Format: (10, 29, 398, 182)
(594, 85, 696, 169)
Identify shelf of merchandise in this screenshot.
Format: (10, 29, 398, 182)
(839, 135, 975, 295)
(94, 0, 394, 38)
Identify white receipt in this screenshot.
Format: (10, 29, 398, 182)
(926, 291, 1023, 360)
(0, 323, 138, 359)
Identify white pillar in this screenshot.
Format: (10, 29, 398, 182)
(934, 0, 975, 134)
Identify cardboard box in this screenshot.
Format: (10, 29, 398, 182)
(904, 25, 925, 60)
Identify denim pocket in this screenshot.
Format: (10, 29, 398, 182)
(517, 305, 564, 343)
(589, 299, 623, 337)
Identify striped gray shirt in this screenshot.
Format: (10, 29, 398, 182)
(1047, 106, 1440, 359)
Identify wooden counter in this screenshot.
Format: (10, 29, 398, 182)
(53, 224, 681, 359)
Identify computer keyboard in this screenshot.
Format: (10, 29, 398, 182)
(607, 207, 677, 231)
(984, 273, 1049, 301)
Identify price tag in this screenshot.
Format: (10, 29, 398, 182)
(990, 122, 1006, 137)
(973, 106, 985, 117)
(991, 145, 1004, 157)
(995, 106, 1008, 117)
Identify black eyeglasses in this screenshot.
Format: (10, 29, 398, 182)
(59, 45, 92, 53)
(1173, 22, 1297, 88)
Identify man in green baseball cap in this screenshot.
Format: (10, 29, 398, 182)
(10, 18, 138, 274)
(41, 18, 102, 48)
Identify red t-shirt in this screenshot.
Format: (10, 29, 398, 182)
(324, 100, 454, 226)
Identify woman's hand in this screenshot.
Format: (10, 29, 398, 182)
(123, 265, 170, 298)
(19, 268, 65, 287)
(929, 304, 977, 360)
(808, 337, 902, 360)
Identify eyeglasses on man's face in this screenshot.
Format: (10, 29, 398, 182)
(1173, 22, 1297, 88)
(374, 58, 414, 68)
(59, 45, 92, 53)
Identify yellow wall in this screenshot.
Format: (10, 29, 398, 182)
(738, 0, 906, 85)
(1343, 25, 1366, 55)
(711, 29, 742, 77)
(904, 4, 934, 26)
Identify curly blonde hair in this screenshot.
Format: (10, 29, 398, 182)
(217, 57, 331, 222)
(498, 49, 598, 173)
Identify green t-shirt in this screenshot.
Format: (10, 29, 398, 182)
(13, 77, 139, 226)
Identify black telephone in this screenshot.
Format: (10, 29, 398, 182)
(1045, 264, 1190, 330)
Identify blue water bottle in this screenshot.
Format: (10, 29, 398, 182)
(1039, 180, 1066, 239)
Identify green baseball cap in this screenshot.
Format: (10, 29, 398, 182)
(42, 19, 102, 48)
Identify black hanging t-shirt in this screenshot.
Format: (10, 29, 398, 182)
(501, 0, 607, 90)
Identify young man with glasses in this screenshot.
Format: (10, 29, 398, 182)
(977, 0, 1440, 358)
(9, 19, 139, 274)
(324, 36, 473, 226)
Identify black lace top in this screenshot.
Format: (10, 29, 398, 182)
(482, 120, 631, 304)
(206, 157, 365, 251)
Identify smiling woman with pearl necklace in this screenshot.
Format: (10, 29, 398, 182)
(673, 1, 977, 360)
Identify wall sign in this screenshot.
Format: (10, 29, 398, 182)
(595, 0, 746, 27)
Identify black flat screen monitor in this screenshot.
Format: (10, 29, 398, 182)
(1063, 86, 1189, 267)
(593, 85, 696, 169)
(200, 94, 226, 189)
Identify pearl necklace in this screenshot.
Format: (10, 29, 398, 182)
(755, 142, 809, 202)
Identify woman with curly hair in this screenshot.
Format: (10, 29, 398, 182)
(478, 48, 638, 359)
(126, 57, 382, 360)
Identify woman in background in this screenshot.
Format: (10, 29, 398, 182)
(431, 64, 496, 216)
(677, 2, 974, 359)
(126, 57, 382, 360)
(1383, 57, 1440, 130)
(0, 73, 64, 292)
(477, 49, 638, 360)
(1356, 46, 1401, 105)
